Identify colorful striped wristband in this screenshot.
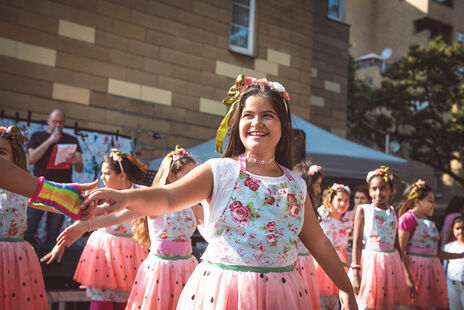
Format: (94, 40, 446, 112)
(29, 177, 83, 220)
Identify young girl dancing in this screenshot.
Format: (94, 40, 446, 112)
(317, 183, 352, 309)
(82, 75, 357, 309)
(398, 180, 464, 309)
(56, 146, 199, 310)
(350, 166, 408, 309)
(60, 150, 149, 310)
(0, 126, 94, 310)
(293, 161, 323, 310)
(443, 216, 464, 310)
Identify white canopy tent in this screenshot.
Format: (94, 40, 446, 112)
(150, 115, 409, 181)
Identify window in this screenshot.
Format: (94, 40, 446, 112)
(456, 32, 464, 42)
(328, 0, 345, 22)
(433, 173, 444, 198)
(229, 0, 256, 56)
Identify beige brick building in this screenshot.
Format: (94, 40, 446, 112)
(0, 0, 349, 161)
(346, 0, 464, 201)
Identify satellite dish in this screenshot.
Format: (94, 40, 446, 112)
(381, 48, 392, 59)
(389, 140, 401, 153)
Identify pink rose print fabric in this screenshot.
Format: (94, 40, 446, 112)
(360, 204, 397, 246)
(149, 208, 196, 242)
(0, 190, 28, 239)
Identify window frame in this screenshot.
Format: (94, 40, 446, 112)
(229, 0, 256, 57)
(328, 0, 345, 22)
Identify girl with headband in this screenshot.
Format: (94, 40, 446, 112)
(56, 146, 199, 310)
(398, 180, 464, 309)
(293, 160, 323, 310)
(316, 183, 352, 309)
(48, 149, 149, 310)
(350, 166, 408, 309)
(0, 126, 95, 310)
(83, 75, 357, 309)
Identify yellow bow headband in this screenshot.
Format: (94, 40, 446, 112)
(215, 74, 290, 153)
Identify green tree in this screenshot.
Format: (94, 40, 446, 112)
(348, 37, 464, 185)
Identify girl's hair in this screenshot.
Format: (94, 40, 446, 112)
(323, 183, 351, 209)
(444, 196, 464, 215)
(293, 160, 323, 220)
(131, 146, 197, 248)
(221, 83, 295, 169)
(451, 216, 464, 230)
(102, 149, 147, 184)
(398, 180, 433, 217)
(0, 126, 28, 171)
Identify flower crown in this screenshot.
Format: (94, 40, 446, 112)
(366, 165, 395, 184)
(408, 179, 426, 200)
(0, 125, 28, 171)
(110, 148, 148, 174)
(308, 165, 322, 176)
(170, 145, 189, 162)
(215, 74, 290, 153)
(330, 183, 351, 195)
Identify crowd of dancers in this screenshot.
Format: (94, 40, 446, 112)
(1, 74, 464, 310)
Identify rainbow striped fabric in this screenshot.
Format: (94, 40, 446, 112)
(29, 177, 83, 220)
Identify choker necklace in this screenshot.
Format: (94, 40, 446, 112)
(246, 154, 275, 165)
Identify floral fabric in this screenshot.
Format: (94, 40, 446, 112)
(296, 237, 309, 255)
(86, 287, 130, 303)
(399, 210, 439, 251)
(201, 154, 306, 267)
(318, 206, 352, 250)
(360, 203, 397, 246)
(0, 190, 28, 239)
(148, 208, 196, 242)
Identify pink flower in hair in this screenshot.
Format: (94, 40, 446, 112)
(308, 165, 322, 176)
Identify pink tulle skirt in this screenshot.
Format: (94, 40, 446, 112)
(126, 253, 198, 310)
(406, 254, 448, 308)
(0, 241, 48, 310)
(74, 231, 148, 291)
(295, 254, 320, 310)
(354, 249, 409, 309)
(176, 262, 312, 309)
(316, 250, 347, 298)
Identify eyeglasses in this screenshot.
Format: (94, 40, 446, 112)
(50, 120, 64, 125)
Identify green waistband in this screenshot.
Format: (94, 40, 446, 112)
(298, 252, 310, 257)
(152, 254, 192, 261)
(0, 237, 24, 242)
(208, 262, 293, 273)
(364, 248, 395, 253)
(100, 230, 133, 238)
(406, 253, 436, 258)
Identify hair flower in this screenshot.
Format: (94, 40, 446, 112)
(308, 165, 322, 176)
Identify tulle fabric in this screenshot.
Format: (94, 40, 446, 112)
(316, 250, 347, 297)
(295, 254, 320, 310)
(353, 250, 409, 309)
(176, 262, 312, 310)
(74, 231, 148, 291)
(0, 241, 48, 310)
(406, 255, 448, 308)
(126, 254, 198, 310)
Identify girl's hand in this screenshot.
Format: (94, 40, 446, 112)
(406, 276, 416, 299)
(56, 220, 88, 247)
(40, 245, 65, 264)
(339, 290, 358, 310)
(80, 188, 127, 216)
(349, 269, 360, 295)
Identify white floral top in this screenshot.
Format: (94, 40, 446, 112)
(0, 189, 28, 240)
(296, 237, 309, 255)
(399, 210, 439, 251)
(360, 203, 397, 246)
(318, 206, 352, 250)
(148, 208, 196, 242)
(443, 241, 464, 282)
(201, 155, 307, 267)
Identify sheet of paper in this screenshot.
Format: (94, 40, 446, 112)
(54, 144, 77, 166)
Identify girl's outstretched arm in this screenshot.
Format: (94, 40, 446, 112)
(57, 209, 142, 247)
(1, 157, 40, 197)
(437, 249, 464, 260)
(300, 195, 357, 310)
(350, 205, 364, 294)
(83, 163, 214, 217)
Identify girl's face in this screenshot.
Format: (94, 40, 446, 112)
(239, 95, 282, 156)
(369, 176, 392, 208)
(311, 176, 322, 197)
(328, 191, 350, 219)
(168, 162, 197, 183)
(453, 221, 464, 242)
(0, 137, 13, 163)
(415, 191, 435, 218)
(101, 162, 128, 190)
(354, 191, 369, 207)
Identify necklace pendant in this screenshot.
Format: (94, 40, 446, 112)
(246, 155, 275, 165)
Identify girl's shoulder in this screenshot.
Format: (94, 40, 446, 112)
(444, 240, 464, 252)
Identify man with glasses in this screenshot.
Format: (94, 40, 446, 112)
(25, 109, 84, 245)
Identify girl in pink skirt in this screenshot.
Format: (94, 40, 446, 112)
(293, 161, 323, 310)
(83, 75, 358, 309)
(317, 183, 352, 309)
(57, 146, 199, 310)
(54, 149, 149, 310)
(398, 180, 464, 309)
(350, 166, 408, 309)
